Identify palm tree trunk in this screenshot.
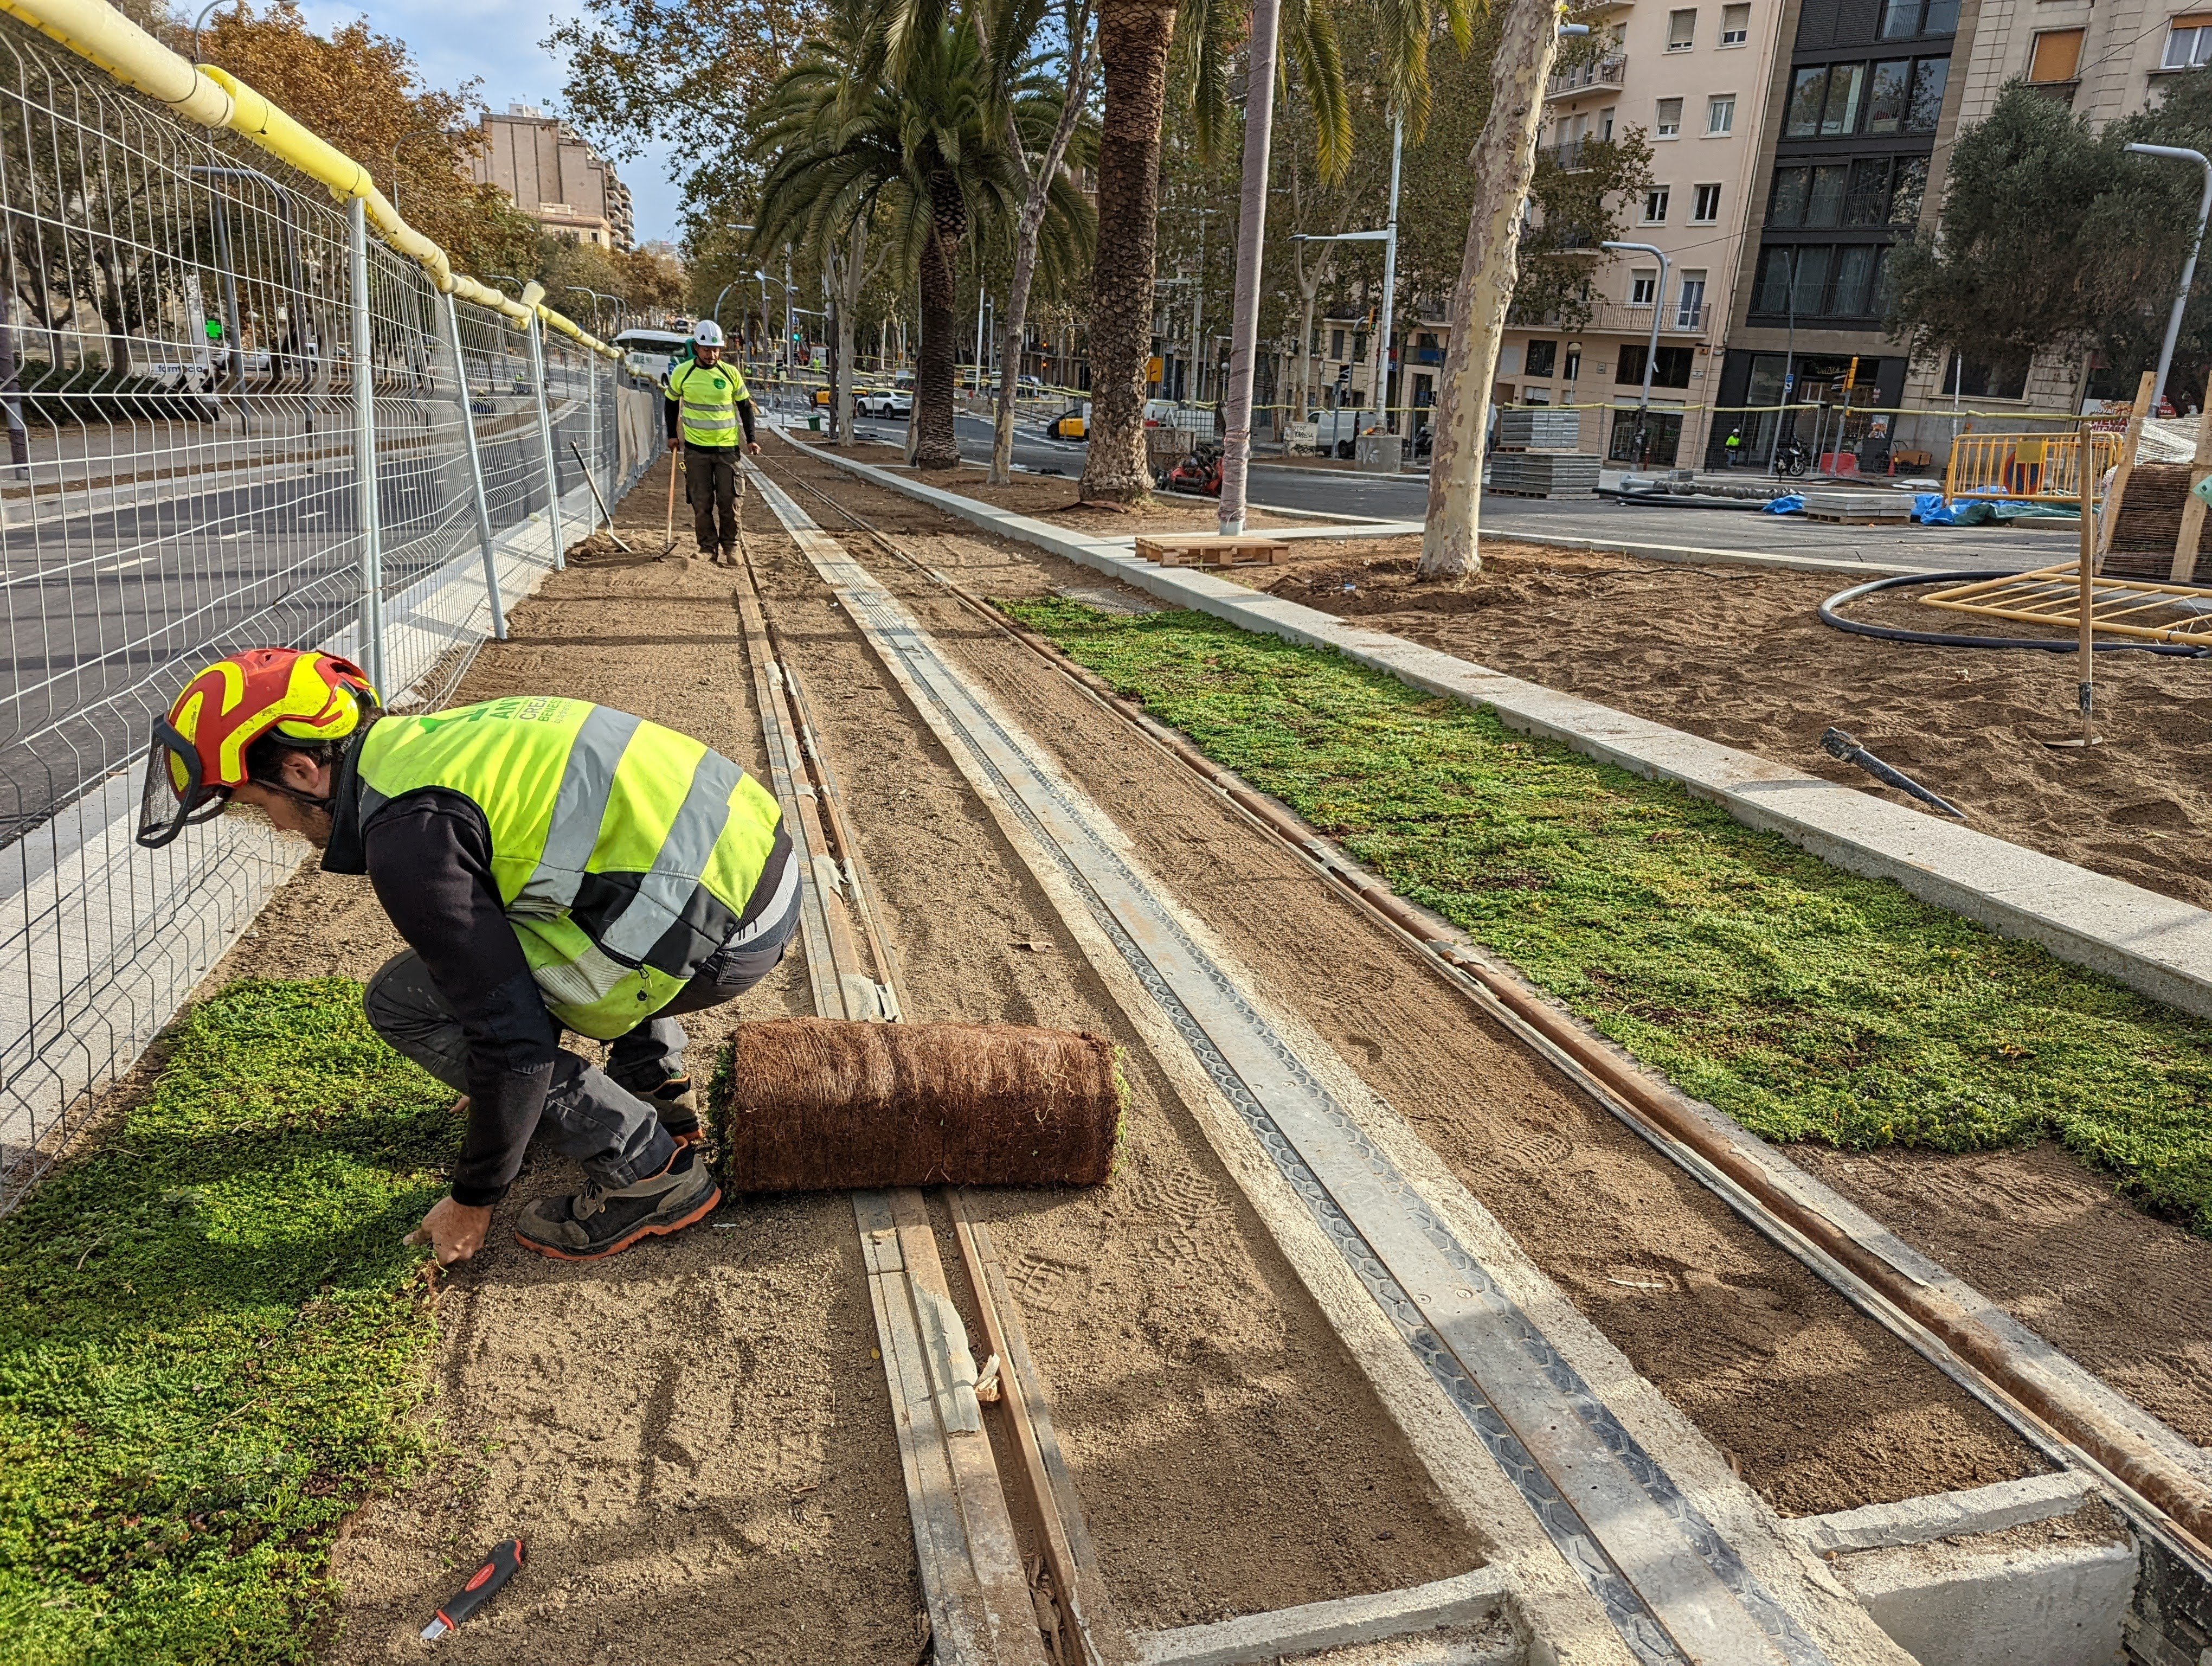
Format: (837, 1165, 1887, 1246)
(916, 220, 963, 470)
(1419, 0, 1560, 579)
(1078, 0, 1178, 504)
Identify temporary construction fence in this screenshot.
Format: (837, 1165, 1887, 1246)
(0, 0, 654, 1210)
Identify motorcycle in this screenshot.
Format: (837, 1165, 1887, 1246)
(1772, 436, 1811, 477)
(1165, 442, 1223, 497)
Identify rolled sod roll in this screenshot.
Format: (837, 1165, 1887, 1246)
(711, 1017, 1123, 1191)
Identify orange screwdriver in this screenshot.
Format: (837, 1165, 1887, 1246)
(419, 1539, 525, 1641)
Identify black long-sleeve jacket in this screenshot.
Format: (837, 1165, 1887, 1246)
(321, 733, 791, 1204)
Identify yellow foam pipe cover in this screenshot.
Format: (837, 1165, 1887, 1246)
(0, 0, 232, 126)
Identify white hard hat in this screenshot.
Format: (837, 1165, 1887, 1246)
(692, 320, 724, 348)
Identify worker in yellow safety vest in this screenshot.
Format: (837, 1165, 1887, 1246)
(135, 649, 799, 1265)
(666, 319, 762, 565)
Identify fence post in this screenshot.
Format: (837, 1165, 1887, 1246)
(586, 347, 600, 505)
(442, 292, 506, 640)
(348, 195, 387, 694)
(526, 315, 568, 572)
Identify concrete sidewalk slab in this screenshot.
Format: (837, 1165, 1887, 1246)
(790, 437, 2212, 1020)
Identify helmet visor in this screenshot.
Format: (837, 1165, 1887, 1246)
(136, 719, 229, 849)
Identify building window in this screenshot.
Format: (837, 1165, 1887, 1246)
(1843, 158, 1891, 223)
(1644, 187, 1671, 222)
(1330, 328, 1345, 358)
(1668, 8, 1697, 49)
(1790, 57, 1947, 138)
(2165, 16, 2212, 69)
(1891, 156, 1928, 224)
(1822, 62, 1866, 133)
(1353, 331, 1369, 360)
(1721, 3, 1750, 44)
(1907, 58, 1949, 130)
(1693, 183, 1723, 222)
(1601, 106, 1617, 139)
(1617, 343, 1695, 387)
(1525, 338, 1559, 377)
(1807, 163, 1849, 225)
(1941, 356, 2029, 400)
(1708, 95, 1736, 133)
(2029, 28, 2084, 84)
(1749, 245, 1894, 318)
(1676, 272, 1708, 325)
(1630, 270, 1658, 305)
(1656, 97, 1684, 137)
(1880, 0, 1958, 38)
(1865, 58, 1912, 132)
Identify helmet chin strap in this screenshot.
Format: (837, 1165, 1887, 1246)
(257, 777, 333, 818)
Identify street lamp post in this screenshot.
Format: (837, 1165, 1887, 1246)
(2125, 143, 2212, 412)
(1601, 239, 1670, 470)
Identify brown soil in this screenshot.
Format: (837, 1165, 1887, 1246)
(1251, 539, 2212, 912)
(197, 454, 1482, 1662)
(756, 440, 2052, 1516)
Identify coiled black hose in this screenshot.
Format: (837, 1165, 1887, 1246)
(1817, 571, 2212, 656)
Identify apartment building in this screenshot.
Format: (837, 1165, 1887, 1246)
(1898, 0, 2210, 412)
(471, 105, 636, 252)
(1503, 0, 1791, 465)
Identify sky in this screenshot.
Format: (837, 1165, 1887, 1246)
(294, 0, 685, 247)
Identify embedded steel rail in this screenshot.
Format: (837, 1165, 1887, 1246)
(760, 450, 2212, 1592)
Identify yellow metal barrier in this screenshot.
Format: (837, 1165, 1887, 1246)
(1944, 431, 2121, 502)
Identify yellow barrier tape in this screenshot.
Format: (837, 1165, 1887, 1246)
(0, 0, 616, 357)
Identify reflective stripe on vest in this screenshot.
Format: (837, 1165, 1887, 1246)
(668, 361, 749, 448)
(356, 697, 782, 1039)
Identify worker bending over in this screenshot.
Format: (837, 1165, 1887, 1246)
(138, 650, 797, 1265)
(666, 319, 762, 564)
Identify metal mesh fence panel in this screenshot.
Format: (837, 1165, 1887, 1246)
(0, 14, 641, 1211)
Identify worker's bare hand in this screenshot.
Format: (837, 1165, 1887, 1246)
(667, 437, 680, 453)
(406, 1196, 493, 1265)
(745, 441, 763, 458)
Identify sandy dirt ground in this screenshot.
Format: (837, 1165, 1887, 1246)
(1253, 539, 2212, 912)
(754, 442, 2056, 1515)
(194, 454, 1489, 1663)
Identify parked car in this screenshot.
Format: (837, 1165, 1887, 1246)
(1045, 402, 1089, 440)
(854, 385, 913, 418)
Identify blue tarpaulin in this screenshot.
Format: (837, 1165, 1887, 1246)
(1763, 494, 1805, 515)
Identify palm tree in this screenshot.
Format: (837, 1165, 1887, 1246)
(754, 0, 1091, 469)
(1077, 0, 1462, 504)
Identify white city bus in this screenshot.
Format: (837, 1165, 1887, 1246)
(614, 327, 690, 385)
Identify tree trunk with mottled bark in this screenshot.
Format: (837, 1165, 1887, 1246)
(916, 189, 966, 470)
(1419, 0, 1560, 579)
(1078, 0, 1178, 504)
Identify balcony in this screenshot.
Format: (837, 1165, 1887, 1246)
(1539, 139, 1593, 171)
(1545, 56, 1626, 100)
(1585, 300, 1708, 335)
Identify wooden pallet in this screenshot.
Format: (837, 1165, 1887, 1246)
(1804, 510, 1910, 526)
(1484, 485, 1595, 499)
(1133, 533, 1290, 568)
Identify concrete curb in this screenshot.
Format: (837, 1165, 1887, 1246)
(788, 435, 2212, 1021)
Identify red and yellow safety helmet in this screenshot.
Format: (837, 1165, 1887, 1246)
(136, 649, 380, 848)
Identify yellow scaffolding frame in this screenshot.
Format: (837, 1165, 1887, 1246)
(1920, 563, 2212, 648)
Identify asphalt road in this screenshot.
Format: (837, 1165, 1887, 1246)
(1, 406, 577, 839)
(842, 410, 2073, 574)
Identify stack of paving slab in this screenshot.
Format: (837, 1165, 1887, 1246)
(1802, 488, 1913, 524)
(1489, 409, 1599, 498)
(1488, 452, 1600, 498)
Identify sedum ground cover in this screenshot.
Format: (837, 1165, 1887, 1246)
(1001, 598, 2212, 1239)
(0, 979, 454, 1664)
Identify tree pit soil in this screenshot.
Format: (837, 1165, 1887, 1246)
(191, 452, 1484, 1661)
(756, 438, 2067, 1510)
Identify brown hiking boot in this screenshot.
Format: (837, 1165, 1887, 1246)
(513, 1145, 721, 1260)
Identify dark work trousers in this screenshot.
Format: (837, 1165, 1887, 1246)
(364, 867, 800, 1189)
(683, 445, 743, 555)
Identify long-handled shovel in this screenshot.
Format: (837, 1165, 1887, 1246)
(568, 441, 632, 553)
(663, 445, 680, 556)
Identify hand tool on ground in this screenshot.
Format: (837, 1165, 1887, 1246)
(1821, 727, 1966, 819)
(419, 1537, 525, 1641)
(569, 441, 632, 552)
(662, 444, 680, 555)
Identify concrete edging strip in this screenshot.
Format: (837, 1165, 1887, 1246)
(788, 437, 2212, 1021)
(1785, 1472, 2099, 1556)
(1130, 1569, 1512, 1665)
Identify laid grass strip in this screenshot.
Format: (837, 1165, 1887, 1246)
(0, 979, 454, 1665)
(1001, 598, 2212, 1238)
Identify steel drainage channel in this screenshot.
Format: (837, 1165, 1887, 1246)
(748, 463, 1853, 1666)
